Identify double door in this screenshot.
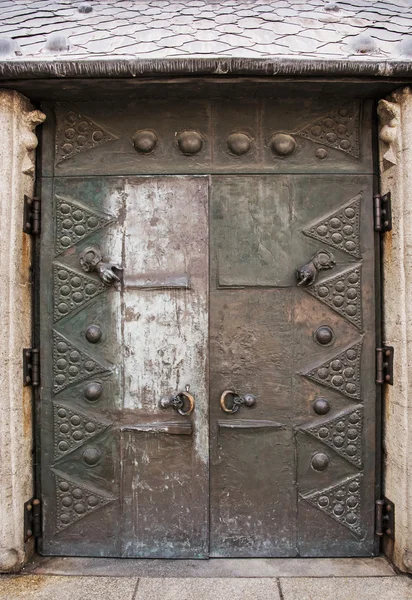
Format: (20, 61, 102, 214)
(38, 95, 378, 557)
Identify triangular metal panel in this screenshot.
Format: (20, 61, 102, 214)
(53, 471, 116, 533)
(301, 340, 363, 401)
(53, 263, 106, 322)
(301, 406, 363, 468)
(296, 102, 360, 158)
(302, 194, 361, 259)
(300, 474, 363, 538)
(53, 403, 110, 460)
(53, 331, 110, 394)
(304, 264, 362, 331)
(55, 194, 115, 254)
(55, 104, 118, 163)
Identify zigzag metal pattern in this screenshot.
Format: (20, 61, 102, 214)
(55, 195, 115, 254)
(53, 403, 109, 460)
(300, 474, 363, 538)
(53, 331, 109, 394)
(302, 194, 361, 259)
(54, 471, 116, 532)
(53, 263, 106, 322)
(304, 264, 362, 331)
(301, 406, 363, 469)
(55, 104, 118, 164)
(296, 102, 360, 158)
(302, 340, 362, 401)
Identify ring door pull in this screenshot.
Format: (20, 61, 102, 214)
(160, 386, 195, 417)
(220, 390, 257, 414)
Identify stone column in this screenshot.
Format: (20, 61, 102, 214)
(378, 87, 412, 573)
(0, 90, 45, 572)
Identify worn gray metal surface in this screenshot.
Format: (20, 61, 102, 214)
(0, 1, 412, 78)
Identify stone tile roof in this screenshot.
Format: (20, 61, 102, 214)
(0, 0, 411, 62)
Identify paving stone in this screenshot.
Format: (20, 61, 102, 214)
(280, 576, 412, 600)
(0, 576, 138, 600)
(135, 578, 280, 600)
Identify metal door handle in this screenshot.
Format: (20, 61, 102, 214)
(79, 244, 123, 285)
(296, 249, 335, 287)
(220, 390, 257, 414)
(160, 386, 195, 416)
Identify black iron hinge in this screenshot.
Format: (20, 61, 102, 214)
(375, 498, 395, 540)
(376, 346, 394, 386)
(24, 498, 41, 541)
(374, 192, 392, 232)
(23, 348, 40, 387)
(23, 195, 41, 235)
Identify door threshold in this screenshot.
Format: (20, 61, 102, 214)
(23, 555, 395, 578)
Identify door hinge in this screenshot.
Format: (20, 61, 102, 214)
(374, 192, 392, 232)
(23, 348, 40, 387)
(376, 346, 394, 386)
(375, 498, 395, 540)
(23, 195, 41, 235)
(24, 498, 41, 541)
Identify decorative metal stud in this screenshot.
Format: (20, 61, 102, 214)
(316, 148, 328, 159)
(270, 133, 297, 157)
(85, 325, 102, 344)
(315, 326, 334, 346)
(84, 382, 103, 402)
(313, 397, 331, 415)
(177, 130, 203, 155)
(311, 452, 330, 471)
(132, 130, 157, 154)
(82, 447, 102, 466)
(227, 132, 251, 156)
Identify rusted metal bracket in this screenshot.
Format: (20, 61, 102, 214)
(23, 348, 40, 387)
(375, 498, 395, 540)
(376, 346, 394, 386)
(374, 192, 392, 232)
(23, 195, 41, 235)
(24, 498, 41, 541)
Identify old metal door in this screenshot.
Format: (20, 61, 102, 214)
(38, 95, 378, 557)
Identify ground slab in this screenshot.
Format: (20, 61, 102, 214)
(24, 555, 396, 578)
(1, 575, 412, 600)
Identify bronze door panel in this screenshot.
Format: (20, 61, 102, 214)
(210, 174, 376, 557)
(38, 96, 378, 558)
(39, 176, 209, 557)
(48, 97, 372, 177)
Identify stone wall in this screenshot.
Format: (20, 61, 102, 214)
(378, 87, 412, 573)
(0, 90, 45, 572)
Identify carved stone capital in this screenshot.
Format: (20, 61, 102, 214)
(378, 99, 400, 166)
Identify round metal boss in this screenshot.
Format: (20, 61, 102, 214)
(177, 130, 203, 155)
(227, 132, 251, 156)
(311, 452, 329, 471)
(84, 382, 103, 402)
(313, 397, 331, 415)
(82, 447, 102, 466)
(270, 133, 297, 156)
(315, 326, 334, 345)
(85, 324, 102, 344)
(132, 130, 157, 154)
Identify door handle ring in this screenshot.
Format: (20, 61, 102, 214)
(220, 390, 257, 414)
(160, 390, 195, 416)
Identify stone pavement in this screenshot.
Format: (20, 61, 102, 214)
(0, 557, 412, 599)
